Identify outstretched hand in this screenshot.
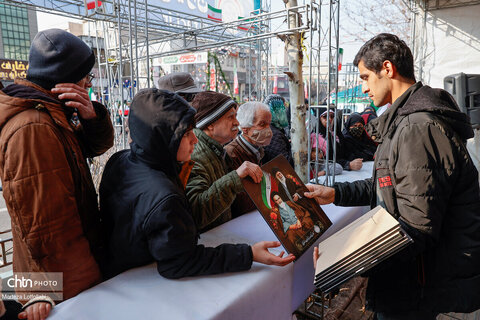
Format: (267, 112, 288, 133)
(252, 241, 295, 266)
(52, 83, 96, 120)
(304, 184, 335, 205)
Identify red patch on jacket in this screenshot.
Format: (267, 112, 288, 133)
(378, 175, 393, 188)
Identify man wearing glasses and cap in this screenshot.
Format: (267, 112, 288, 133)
(157, 72, 202, 103)
(0, 28, 113, 308)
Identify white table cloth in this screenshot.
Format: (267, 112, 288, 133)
(312, 161, 374, 185)
(50, 204, 368, 320)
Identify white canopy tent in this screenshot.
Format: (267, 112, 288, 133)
(412, 0, 480, 88)
(412, 0, 480, 179)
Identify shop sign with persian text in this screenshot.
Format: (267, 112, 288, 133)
(0, 59, 29, 81)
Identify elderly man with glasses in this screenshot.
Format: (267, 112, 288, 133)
(0, 28, 114, 312)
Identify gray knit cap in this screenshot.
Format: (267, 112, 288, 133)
(26, 28, 95, 89)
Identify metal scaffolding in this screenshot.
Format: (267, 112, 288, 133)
(307, 0, 341, 186)
(7, 0, 342, 185)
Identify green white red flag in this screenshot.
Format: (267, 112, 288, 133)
(207, 4, 222, 22)
(338, 48, 343, 71)
(261, 171, 278, 210)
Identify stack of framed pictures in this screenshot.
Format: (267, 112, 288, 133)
(314, 206, 412, 293)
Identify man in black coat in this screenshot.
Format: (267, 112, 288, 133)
(99, 89, 294, 280)
(306, 33, 480, 319)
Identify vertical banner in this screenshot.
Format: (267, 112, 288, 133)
(338, 48, 343, 71)
(254, 0, 262, 12)
(234, 60, 239, 95)
(209, 62, 216, 91)
(304, 81, 308, 99)
(273, 75, 278, 94)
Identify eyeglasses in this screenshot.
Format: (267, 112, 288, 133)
(178, 92, 197, 102)
(86, 73, 95, 84)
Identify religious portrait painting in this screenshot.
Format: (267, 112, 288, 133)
(242, 155, 332, 258)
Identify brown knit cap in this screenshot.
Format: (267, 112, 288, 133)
(191, 91, 237, 129)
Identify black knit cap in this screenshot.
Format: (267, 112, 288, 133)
(191, 91, 237, 130)
(26, 28, 95, 90)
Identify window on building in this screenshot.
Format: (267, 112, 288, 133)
(0, 4, 31, 61)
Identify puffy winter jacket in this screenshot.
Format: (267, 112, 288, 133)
(186, 128, 244, 232)
(99, 89, 252, 279)
(334, 82, 480, 313)
(0, 79, 113, 300)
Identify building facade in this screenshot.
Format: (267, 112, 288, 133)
(0, 2, 37, 85)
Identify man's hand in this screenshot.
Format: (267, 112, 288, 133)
(252, 241, 295, 266)
(304, 184, 335, 205)
(349, 158, 363, 171)
(313, 247, 319, 269)
(18, 302, 52, 320)
(293, 193, 300, 202)
(236, 161, 262, 183)
(52, 83, 96, 120)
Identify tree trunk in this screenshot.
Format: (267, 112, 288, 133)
(283, 0, 308, 182)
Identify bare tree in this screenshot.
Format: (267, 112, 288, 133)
(280, 0, 309, 182)
(341, 0, 412, 44)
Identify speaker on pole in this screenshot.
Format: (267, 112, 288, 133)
(444, 73, 480, 129)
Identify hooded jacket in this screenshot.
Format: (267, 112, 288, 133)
(0, 79, 113, 300)
(99, 89, 253, 279)
(340, 113, 377, 161)
(334, 82, 480, 313)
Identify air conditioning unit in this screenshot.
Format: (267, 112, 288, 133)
(444, 73, 480, 129)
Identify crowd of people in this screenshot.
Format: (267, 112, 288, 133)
(0, 28, 478, 320)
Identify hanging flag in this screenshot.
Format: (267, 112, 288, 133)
(261, 172, 278, 210)
(273, 75, 278, 94)
(304, 81, 308, 99)
(207, 3, 222, 22)
(237, 17, 258, 32)
(338, 47, 344, 71)
(233, 60, 239, 95)
(85, 0, 102, 10)
(209, 62, 216, 91)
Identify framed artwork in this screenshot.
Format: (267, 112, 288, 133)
(242, 155, 332, 258)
